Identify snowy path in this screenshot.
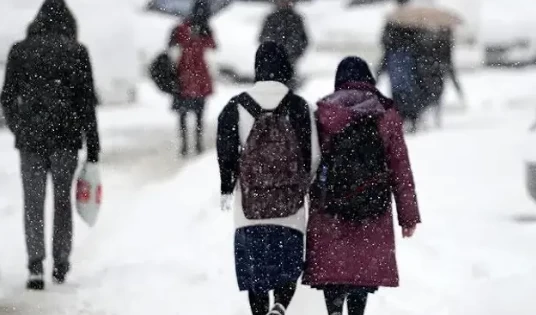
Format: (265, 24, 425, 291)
(1, 70, 536, 314)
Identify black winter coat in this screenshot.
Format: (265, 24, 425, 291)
(259, 8, 309, 64)
(0, 0, 100, 159)
(377, 23, 462, 109)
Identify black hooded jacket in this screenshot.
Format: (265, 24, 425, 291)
(1, 0, 100, 160)
(377, 22, 462, 109)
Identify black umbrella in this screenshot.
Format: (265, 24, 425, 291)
(145, 0, 233, 17)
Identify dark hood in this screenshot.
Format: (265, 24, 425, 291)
(335, 56, 376, 90)
(27, 0, 77, 39)
(254, 41, 293, 84)
(316, 56, 393, 135)
(190, 0, 210, 25)
(317, 86, 385, 135)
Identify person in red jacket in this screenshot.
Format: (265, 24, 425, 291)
(169, 0, 216, 156)
(303, 56, 421, 315)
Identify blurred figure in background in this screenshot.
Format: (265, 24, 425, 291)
(377, 0, 425, 133)
(419, 27, 464, 128)
(259, 0, 309, 90)
(377, 0, 463, 132)
(169, 0, 216, 157)
(0, 0, 100, 290)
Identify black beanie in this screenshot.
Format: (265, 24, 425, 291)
(254, 41, 294, 84)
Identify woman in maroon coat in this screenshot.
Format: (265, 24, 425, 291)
(169, 0, 216, 156)
(303, 57, 421, 315)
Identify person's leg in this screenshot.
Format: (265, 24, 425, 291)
(272, 281, 297, 314)
(20, 151, 49, 289)
(179, 110, 188, 156)
(434, 102, 442, 128)
(347, 292, 369, 315)
(50, 149, 79, 283)
(408, 114, 419, 133)
(248, 290, 270, 315)
(194, 98, 206, 154)
(323, 288, 346, 315)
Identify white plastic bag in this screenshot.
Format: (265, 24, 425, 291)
(76, 162, 102, 227)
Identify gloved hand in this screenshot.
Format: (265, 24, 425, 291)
(220, 194, 233, 212)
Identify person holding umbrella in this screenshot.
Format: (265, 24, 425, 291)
(169, 0, 217, 157)
(377, 0, 464, 132)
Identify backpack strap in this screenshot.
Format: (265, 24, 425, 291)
(238, 91, 293, 119)
(237, 93, 263, 119)
(273, 91, 294, 117)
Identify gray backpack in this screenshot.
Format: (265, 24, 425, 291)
(238, 92, 309, 220)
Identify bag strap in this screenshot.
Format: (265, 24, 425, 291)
(273, 91, 293, 117)
(238, 91, 293, 119)
(237, 93, 263, 119)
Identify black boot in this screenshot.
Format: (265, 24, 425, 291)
(195, 118, 204, 155)
(196, 142, 204, 155)
(179, 112, 189, 158)
(52, 262, 70, 284)
(180, 145, 188, 158)
(27, 261, 44, 290)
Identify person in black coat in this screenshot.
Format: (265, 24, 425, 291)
(377, 0, 463, 132)
(418, 28, 464, 128)
(259, 0, 309, 89)
(0, 0, 100, 290)
(376, 11, 427, 132)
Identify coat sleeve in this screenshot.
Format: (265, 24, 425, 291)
(259, 14, 275, 43)
(217, 98, 240, 195)
(0, 45, 21, 133)
(201, 33, 217, 49)
(77, 46, 101, 162)
(168, 26, 179, 47)
(288, 97, 312, 174)
(382, 109, 421, 227)
(294, 14, 309, 58)
(443, 32, 463, 98)
(175, 24, 190, 47)
(376, 25, 391, 79)
(376, 53, 387, 79)
(310, 108, 321, 176)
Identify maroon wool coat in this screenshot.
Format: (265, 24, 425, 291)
(303, 84, 421, 288)
(171, 22, 216, 98)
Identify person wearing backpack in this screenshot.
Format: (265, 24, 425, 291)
(303, 57, 421, 315)
(217, 41, 318, 315)
(0, 0, 100, 290)
(169, 0, 216, 157)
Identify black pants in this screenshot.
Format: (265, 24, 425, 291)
(173, 97, 205, 155)
(248, 282, 297, 315)
(323, 287, 369, 315)
(20, 149, 78, 272)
